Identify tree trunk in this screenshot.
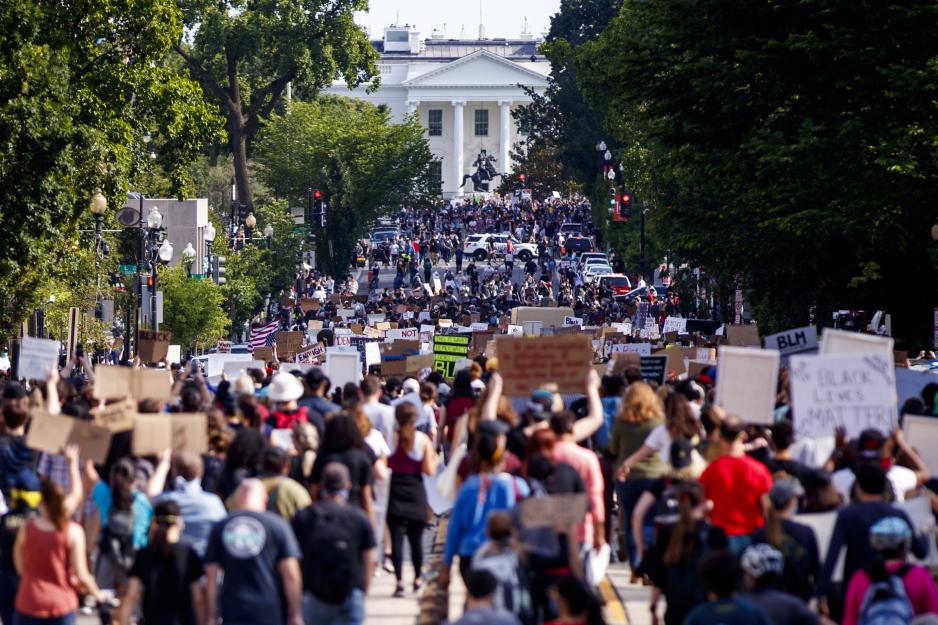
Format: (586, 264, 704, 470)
(229, 113, 253, 214)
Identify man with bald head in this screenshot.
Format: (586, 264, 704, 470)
(204, 478, 303, 625)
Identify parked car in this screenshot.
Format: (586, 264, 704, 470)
(577, 252, 609, 268)
(583, 264, 614, 284)
(559, 222, 587, 236)
(561, 235, 593, 256)
(463, 233, 539, 262)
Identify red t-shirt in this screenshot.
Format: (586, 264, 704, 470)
(699, 454, 772, 536)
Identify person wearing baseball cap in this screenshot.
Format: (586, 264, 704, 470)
(741, 543, 820, 625)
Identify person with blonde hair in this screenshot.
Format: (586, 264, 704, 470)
(610, 382, 665, 569)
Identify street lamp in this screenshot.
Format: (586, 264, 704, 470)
(158, 239, 173, 262)
(931, 221, 938, 241)
(604, 150, 612, 162)
(244, 212, 256, 242)
(147, 206, 162, 229)
(204, 222, 216, 278)
(596, 141, 606, 152)
(89, 189, 107, 255)
(263, 224, 274, 248)
(182, 242, 195, 277)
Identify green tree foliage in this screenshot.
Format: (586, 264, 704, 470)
(175, 0, 379, 212)
(0, 0, 222, 340)
(253, 97, 436, 276)
(576, 0, 938, 344)
(159, 266, 230, 352)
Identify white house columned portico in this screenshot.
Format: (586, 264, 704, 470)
(323, 24, 549, 198)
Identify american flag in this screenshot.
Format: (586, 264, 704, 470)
(248, 320, 280, 351)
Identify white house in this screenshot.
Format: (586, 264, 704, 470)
(323, 24, 550, 198)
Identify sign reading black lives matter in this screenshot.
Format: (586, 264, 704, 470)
(433, 334, 471, 378)
(789, 353, 897, 440)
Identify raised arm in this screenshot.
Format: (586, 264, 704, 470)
(61, 444, 84, 517)
(479, 372, 502, 422)
(572, 368, 602, 442)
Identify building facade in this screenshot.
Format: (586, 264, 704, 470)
(323, 25, 550, 198)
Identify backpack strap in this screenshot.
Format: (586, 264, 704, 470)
(894, 563, 913, 579)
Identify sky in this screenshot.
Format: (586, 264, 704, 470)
(355, 0, 562, 40)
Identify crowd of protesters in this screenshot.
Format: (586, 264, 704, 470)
(0, 196, 937, 625)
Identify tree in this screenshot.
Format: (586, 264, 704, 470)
(576, 0, 938, 343)
(496, 138, 578, 200)
(174, 0, 379, 213)
(159, 266, 230, 352)
(0, 0, 222, 340)
(253, 97, 436, 275)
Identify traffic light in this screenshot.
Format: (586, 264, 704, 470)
(318, 203, 327, 229)
(608, 187, 617, 215)
(619, 191, 633, 220)
(213, 254, 227, 285)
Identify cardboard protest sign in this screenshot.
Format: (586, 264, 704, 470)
(522, 321, 543, 337)
(764, 326, 818, 363)
(687, 360, 717, 380)
(715, 347, 779, 425)
(497, 334, 592, 396)
(91, 397, 136, 432)
(509, 307, 575, 328)
(611, 352, 642, 375)
(26, 411, 111, 464)
(790, 353, 897, 439)
(375, 321, 391, 332)
(299, 298, 320, 313)
(17, 337, 60, 380)
(609, 342, 651, 357)
(133, 413, 208, 456)
(93, 366, 172, 401)
(640, 356, 668, 385)
(66, 307, 79, 359)
(725, 324, 761, 347)
(281, 297, 296, 309)
(253, 346, 275, 363)
(820, 328, 894, 358)
(438, 319, 453, 328)
(433, 334, 471, 378)
(295, 343, 326, 364)
(307, 319, 324, 331)
(904, 416, 938, 476)
(406, 353, 435, 374)
(275, 331, 305, 360)
(137, 330, 172, 363)
(216, 340, 232, 354)
(520, 493, 589, 528)
(380, 340, 421, 376)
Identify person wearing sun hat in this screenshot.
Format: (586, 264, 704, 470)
(267, 372, 310, 430)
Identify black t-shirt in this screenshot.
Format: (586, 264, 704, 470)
(763, 457, 830, 492)
(310, 448, 374, 510)
(292, 501, 376, 592)
(204, 511, 301, 625)
(751, 518, 820, 602)
(130, 542, 203, 625)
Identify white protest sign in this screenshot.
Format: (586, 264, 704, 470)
(899, 496, 938, 567)
(821, 328, 893, 357)
(223, 360, 265, 377)
(433, 277, 442, 294)
(764, 326, 818, 361)
(507, 325, 524, 336)
(337, 308, 355, 320)
(166, 345, 182, 365)
(418, 311, 432, 322)
(470, 322, 489, 331)
(387, 327, 419, 341)
(662, 317, 687, 334)
(334, 328, 352, 336)
(609, 343, 651, 356)
(325, 349, 360, 391)
(367, 313, 386, 326)
(563, 316, 583, 327)
(522, 321, 542, 337)
(639, 318, 659, 339)
(612, 322, 632, 335)
(715, 347, 779, 425)
(17, 337, 60, 380)
(364, 342, 381, 369)
(903, 416, 938, 476)
(790, 353, 897, 439)
(203, 352, 252, 377)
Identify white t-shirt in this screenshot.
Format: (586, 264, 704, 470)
(831, 465, 918, 503)
(365, 428, 390, 459)
(643, 424, 672, 465)
(363, 401, 396, 446)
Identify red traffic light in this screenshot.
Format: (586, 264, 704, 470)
(622, 194, 631, 203)
(313, 190, 323, 200)
(518, 174, 526, 182)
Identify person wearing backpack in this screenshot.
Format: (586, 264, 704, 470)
(842, 517, 938, 625)
(90, 458, 152, 594)
(471, 512, 534, 625)
(292, 462, 376, 625)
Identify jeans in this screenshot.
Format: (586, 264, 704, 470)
(726, 533, 752, 556)
(387, 513, 425, 585)
(302, 589, 365, 625)
(12, 612, 76, 625)
(615, 478, 654, 568)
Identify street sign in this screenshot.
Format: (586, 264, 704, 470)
(119, 264, 136, 276)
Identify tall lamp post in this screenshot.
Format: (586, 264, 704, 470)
(264, 223, 274, 248)
(204, 222, 216, 278)
(90, 190, 107, 252)
(244, 212, 256, 242)
(145, 207, 173, 329)
(182, 243, 196, 277)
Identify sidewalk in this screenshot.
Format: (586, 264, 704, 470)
(607, 562, 653, 625)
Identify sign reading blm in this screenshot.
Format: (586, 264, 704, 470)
(789, 353, 897, 440)
(433, 334, 471, 378)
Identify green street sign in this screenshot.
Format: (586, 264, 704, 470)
(119, 264, 136, 276)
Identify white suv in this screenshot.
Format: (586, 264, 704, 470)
(462, 233, 539, 262)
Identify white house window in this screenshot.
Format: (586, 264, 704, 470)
(428, 161, 443, 194)
(428, 109, 443, 136)
(474, 109, 489, 136)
